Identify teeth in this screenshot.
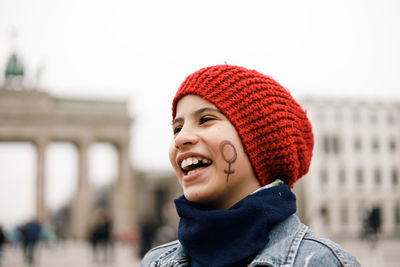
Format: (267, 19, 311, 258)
(181, 156, 210, 170)
(188, 169, 200, 175)
(181, 158, 189, 169)
(202, 158, 211, 164)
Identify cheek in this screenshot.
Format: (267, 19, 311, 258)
(168, 142, 178, 169)
(169, 144, 184, 187)
(213, 134, 247, 172)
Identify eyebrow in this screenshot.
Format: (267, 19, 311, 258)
(172, 107, 222, 126)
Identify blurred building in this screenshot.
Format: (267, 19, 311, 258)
(0, 51, 183, 247)
(294, 98, 400, 240)
(135, 170, 181, 227)
(0, 53, 134, 238)
(134, 170, 182, 255)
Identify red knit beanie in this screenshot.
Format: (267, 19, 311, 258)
(172, 65, 314, 187)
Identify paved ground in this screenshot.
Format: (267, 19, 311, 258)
(0, 241, 141, 267)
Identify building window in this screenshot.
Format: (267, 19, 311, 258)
(339, 169, 346, 185)
(374, 169, 381, 185)
(388, 112, 395, 124)
(393, 169, 398, 186)
(333, 136, 340, 154)
(389, 139, 396, 152)
(323, 135, 341, 154)
(354, 137, 362, 151)
(320, 206, 330, 225)
(395, 203, 400, 226)
(320, 169, 328, 185)
(323, 136, 330, 154)
(356, 169, 364, 185)
(372, 138, 379, 152)
(340, 205, 348, 225)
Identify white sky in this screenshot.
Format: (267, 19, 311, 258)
(0, 0, 399, 228)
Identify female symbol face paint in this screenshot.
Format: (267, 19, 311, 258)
(219, 140, 237, 182)
(169, 95, 260, 210)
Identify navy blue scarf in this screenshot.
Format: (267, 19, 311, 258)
(174, 184, 296, 267)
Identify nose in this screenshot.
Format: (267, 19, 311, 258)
(174, 125, 199, 149)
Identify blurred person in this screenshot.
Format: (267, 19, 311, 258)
(141, 65, 360, 267)
(361, 206, 381, 245)
(0, 225, 6, 265)
(20, 218, 42, 265)
(89, 209, 114, 264)
(368, 207, 381, 238)
(7, 226, 22, 246)
(139, 216, 157, 258)
(40, 224, 57, 246)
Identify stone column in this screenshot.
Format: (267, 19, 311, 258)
(71, 139, 91, 238)
(113, 140, 134, 236)
(35, 138, 48, 224)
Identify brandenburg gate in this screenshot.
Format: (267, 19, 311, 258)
(0, 54, 136, 238)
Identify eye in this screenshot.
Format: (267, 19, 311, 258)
(173, 125, 182, 135)
(199, 116, 215, 125)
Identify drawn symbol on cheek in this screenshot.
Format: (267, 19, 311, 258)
(220, 140, 237, 182)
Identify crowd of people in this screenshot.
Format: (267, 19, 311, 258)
(0, 207, 177, 266)
(0, 218, 45, 265)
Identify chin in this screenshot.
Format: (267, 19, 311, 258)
(185, 191, 221, 209)
(183, 191, 200, 202)
(184, 189, 208, 204)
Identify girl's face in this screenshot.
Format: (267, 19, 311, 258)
(169, 95, 260, 210)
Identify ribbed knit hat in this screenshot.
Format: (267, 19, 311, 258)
(172, 65, 314, 187)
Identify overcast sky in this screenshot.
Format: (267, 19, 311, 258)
(1, 0, 399, 228)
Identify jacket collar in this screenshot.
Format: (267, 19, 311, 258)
(150, 215, 307, 267)
(249, 215, 308, 266)
(149, 241, 188, 267)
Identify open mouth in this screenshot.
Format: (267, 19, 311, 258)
(180, 156, 212, 175)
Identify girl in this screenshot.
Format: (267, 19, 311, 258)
(141, 65, 360, 267)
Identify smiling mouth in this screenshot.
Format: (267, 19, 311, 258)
(180, 156, 212, 175)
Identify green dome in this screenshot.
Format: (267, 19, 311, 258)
(5, 53, 24, 79)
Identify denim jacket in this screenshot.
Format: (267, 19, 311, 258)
(140, 215, 360, 267)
